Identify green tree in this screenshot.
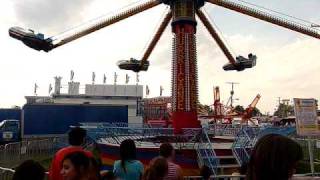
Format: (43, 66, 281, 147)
(252, 107, 262, 116)
(274, 103, 294, 118)
(234, 105, 245, 113)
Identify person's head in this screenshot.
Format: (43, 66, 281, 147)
(159, 143, 174, 159)
(13, 160, 45, 180)
(60, 151, 90, 180)
(239, 162, 248, 175)
(68, 127, 87, 146)
(200, 165, 212, 180)
(102, 171, 118, 180)
(143, 157, 168, 180)
(120, 139, 137, 172)
(246, 134, 303, 180)
(88, 157, 101, 180)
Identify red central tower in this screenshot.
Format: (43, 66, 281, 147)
(167, 0, 204, 133)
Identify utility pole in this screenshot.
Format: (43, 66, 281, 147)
(226, 82, 239, 108)
(282, 99, 290, 117)
(277, 97, 281, 105)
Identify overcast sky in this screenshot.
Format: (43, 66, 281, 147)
(0, 0, 319, 114)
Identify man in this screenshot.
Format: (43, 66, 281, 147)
(159, 143, 183, 180)
(49, 127, 93, 180)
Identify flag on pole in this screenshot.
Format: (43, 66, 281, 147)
(92, 72, 96, 84)
(49, 84, 52, 94)
(125, 74, 130, 84)
(146, 85, 150, 96)
(34, 83, 38, 95)
(136, 73, 139, 84)
(103, 74, 106, 84)
(160, 85, 164, 96)
(70, 70, 74, 81)
(114, 72, 118, 85)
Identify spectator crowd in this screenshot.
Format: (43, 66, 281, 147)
(11, 127, 319, 180)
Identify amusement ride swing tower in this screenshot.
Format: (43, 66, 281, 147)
(9, 0, 320, 133)
(8, 0, 320, 175)
(167, 0, 205, 132)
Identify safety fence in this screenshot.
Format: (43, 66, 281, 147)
(1, 167, 319, 180)
(209, 124, 242, 136)
(0, 137, 68, 168)
(0, 167, 50, 180)
(0, 167, 14, 180)
(183, 173, 320, 179)
(295, 138, 320, 174)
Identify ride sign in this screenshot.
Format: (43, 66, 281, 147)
(293, 98, 319, 136)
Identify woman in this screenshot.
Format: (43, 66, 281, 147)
(200, 165, 212, 180)
(246, 134, 303, 180)
(113, 139, 144, 180)
(60, 151, 91, 180)
(13, 160, 45, 180)
(143, 157, 168, 180)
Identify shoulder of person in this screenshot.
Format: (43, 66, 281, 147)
(133, 160, 143, 165)
(169, 161, 181, 168)
(129, 160, 143, 168)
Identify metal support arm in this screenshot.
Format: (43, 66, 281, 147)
(206, 0, 320, 40)
(53, 0, 161, 49)
(140, 11, 172, 68)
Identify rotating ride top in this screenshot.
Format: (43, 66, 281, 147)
(9, 0, 320, 133)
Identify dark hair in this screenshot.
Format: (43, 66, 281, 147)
(143, 157, 168, 180)
(246, 134, 303, 180)
(200, 165, 212, 180)
(88, 157, 101, 180)
(120, 139, 137, 173)
(159, 143, 174, 158)
(102, 171, 117, 180)
(68, 127, 87, 146)
(13, 160, 45, 180)
(62, 151, 90, 177)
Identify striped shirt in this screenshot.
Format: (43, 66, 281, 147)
(165, 161, 182, 180)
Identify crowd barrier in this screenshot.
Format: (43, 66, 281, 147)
(0, 137, 68, 168)
(1, 167, 319, 180)
(0, 167, 14, 180)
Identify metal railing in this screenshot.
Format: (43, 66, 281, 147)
(209, 124, 242, 136)
(0, 167, 50, 180)
(1, 166, 318, 180)
(0, 137, 68, 168)
(0, 167, 14, 180)
(196, 128, 220, 176)
(183, 173, 320, 180)
(184, 174, 245, 180)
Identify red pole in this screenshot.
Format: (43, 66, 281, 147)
(170, 0, 201, 133)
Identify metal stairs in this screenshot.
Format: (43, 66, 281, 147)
(232, 126, 297, 166)
(196, 128, 220, 175)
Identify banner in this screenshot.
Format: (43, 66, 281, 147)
(293, 98, 319, 136)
